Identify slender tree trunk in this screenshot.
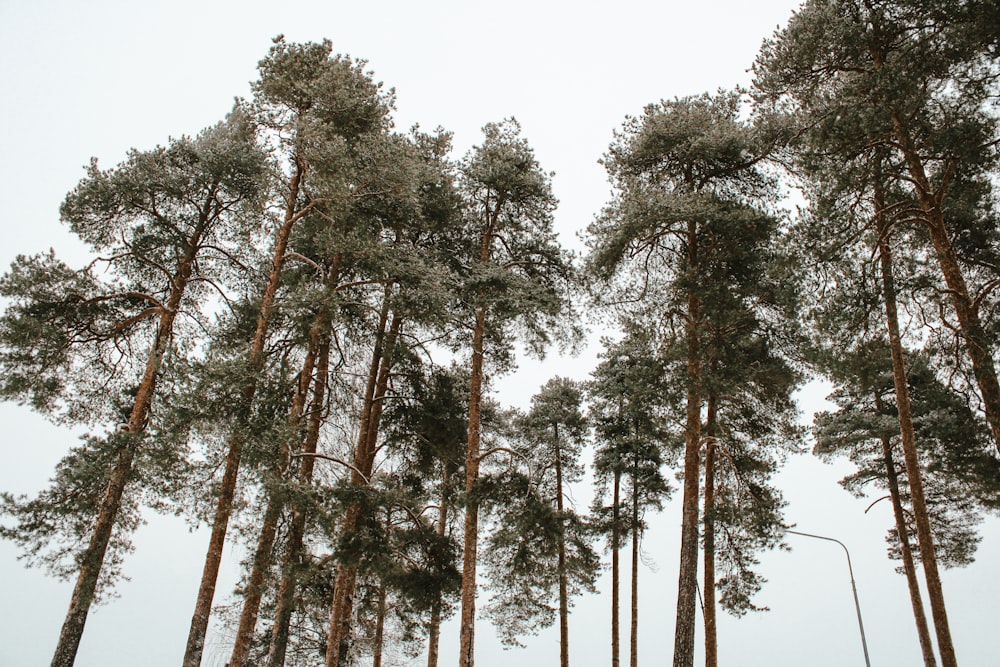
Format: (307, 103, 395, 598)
(183, 165, 308, 667)
(611, 469, 621, 667)
(673, 219, 702, 667)
(875, 423, 937, 667)
(229, 309, 325, 667)
(459, 209, 496, 667)
(459, 305, 487, 667)
(555, 435, 570, 667)
(890, 112, 1000, 452)
(373, 584, 387, 667)
(267, 332, 332, 667)
(325, 304, 401, 667)
(51, 204, 212, 667)
(877, 205, 957, 667)
(629, 480, 639, 667)
(426, 470, 450, 667)
(702, 397, 718, 667)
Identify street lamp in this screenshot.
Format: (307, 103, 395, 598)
(786, 529, 872, 667)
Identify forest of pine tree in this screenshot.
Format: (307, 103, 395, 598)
(2, 2, 999, 666)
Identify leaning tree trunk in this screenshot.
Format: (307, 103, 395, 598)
(874, 420, 937, 667)
(890, 112, 1000, 452)
(229, 308, 326, 667)
(183, 164, 311, 667)
(325, 305, 402, 667)
(702, 396, 718, 667)
(51, 205, 212, 667)
(673, 219, 702, 667)
(877, 203, 957, 667)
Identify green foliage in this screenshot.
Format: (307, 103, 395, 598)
(479, 470, 598, 648)
(458, 119, 581, 359)
(0, 111, 269, 425)
(0, 420, 190, 601)
(589, 326, 675, 547)
(254, 36, 394, 137)
(383, 360, 468, 483)
(754, 0, 1000, 365)
(588, 91, 780, 286)
(814, 345, 1000, 569)
(0, 111, 269, 610)
(588, 89, 803, 633)
(480, 377, 599, 647)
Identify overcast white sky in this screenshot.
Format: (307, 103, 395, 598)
(1, 1, 998, 666)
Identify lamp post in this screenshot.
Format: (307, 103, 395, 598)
(786, 529, 872, 667)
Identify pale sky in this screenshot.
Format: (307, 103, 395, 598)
(1, 1, 998, 666)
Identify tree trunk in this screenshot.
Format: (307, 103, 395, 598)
(458, 208, 497, 667)
(229, 308, 325, 667)
(51, 203, 212, 667)
(325, 304, 401, 667)
(876, 425, 937, 667)
(890, 112, 1000, 452)
(373, 584, 387, 667)
(426, 470, 450, 667)
(629, 479, 639, 667)
(323, 295, 391, 667)
(877, 206, 957, 667)
(673, 219, 702, 667)
(267, 332, 332, 667)
(555, 434, 570, 667)
(611, 469, 621, 667)
(458, 304, 487, 667)
(702, 396, 718, 667)
(183, 164, 307, 667)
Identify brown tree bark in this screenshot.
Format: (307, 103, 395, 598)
(325, 304, 402, 667)
(183, 163, 310, 667)
(373, 583, 387, 667)
(229, 308, 325, 667)
(458, 305, 486, 667)
(426, 471, 450, 667)
(875, 423, 937, 667)
(51, 198, 214, 667)
(553, 432, 570, 667)
(458, 204, 498, 667)
(877, 206, 957, 667)
(702, 397, 718, 667)
(611, 469, 621, 667)
(673, 220, 702, 667)
(889, 112, 1000, 452)
(629, 479, 639, 667)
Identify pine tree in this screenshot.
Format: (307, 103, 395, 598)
(753, 0, 1000, 453)
(481, 377, 598, 666)
(380, 361, 468, 667)
(589, 326, 673, 667)
(588, 91, 792, 667)
(183, 37, 394, 667)
(0, 109, 267, 667)
(453, 119, 578, 667)
(814, 345, 1000, 666)
(321, 128, 462, 667)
